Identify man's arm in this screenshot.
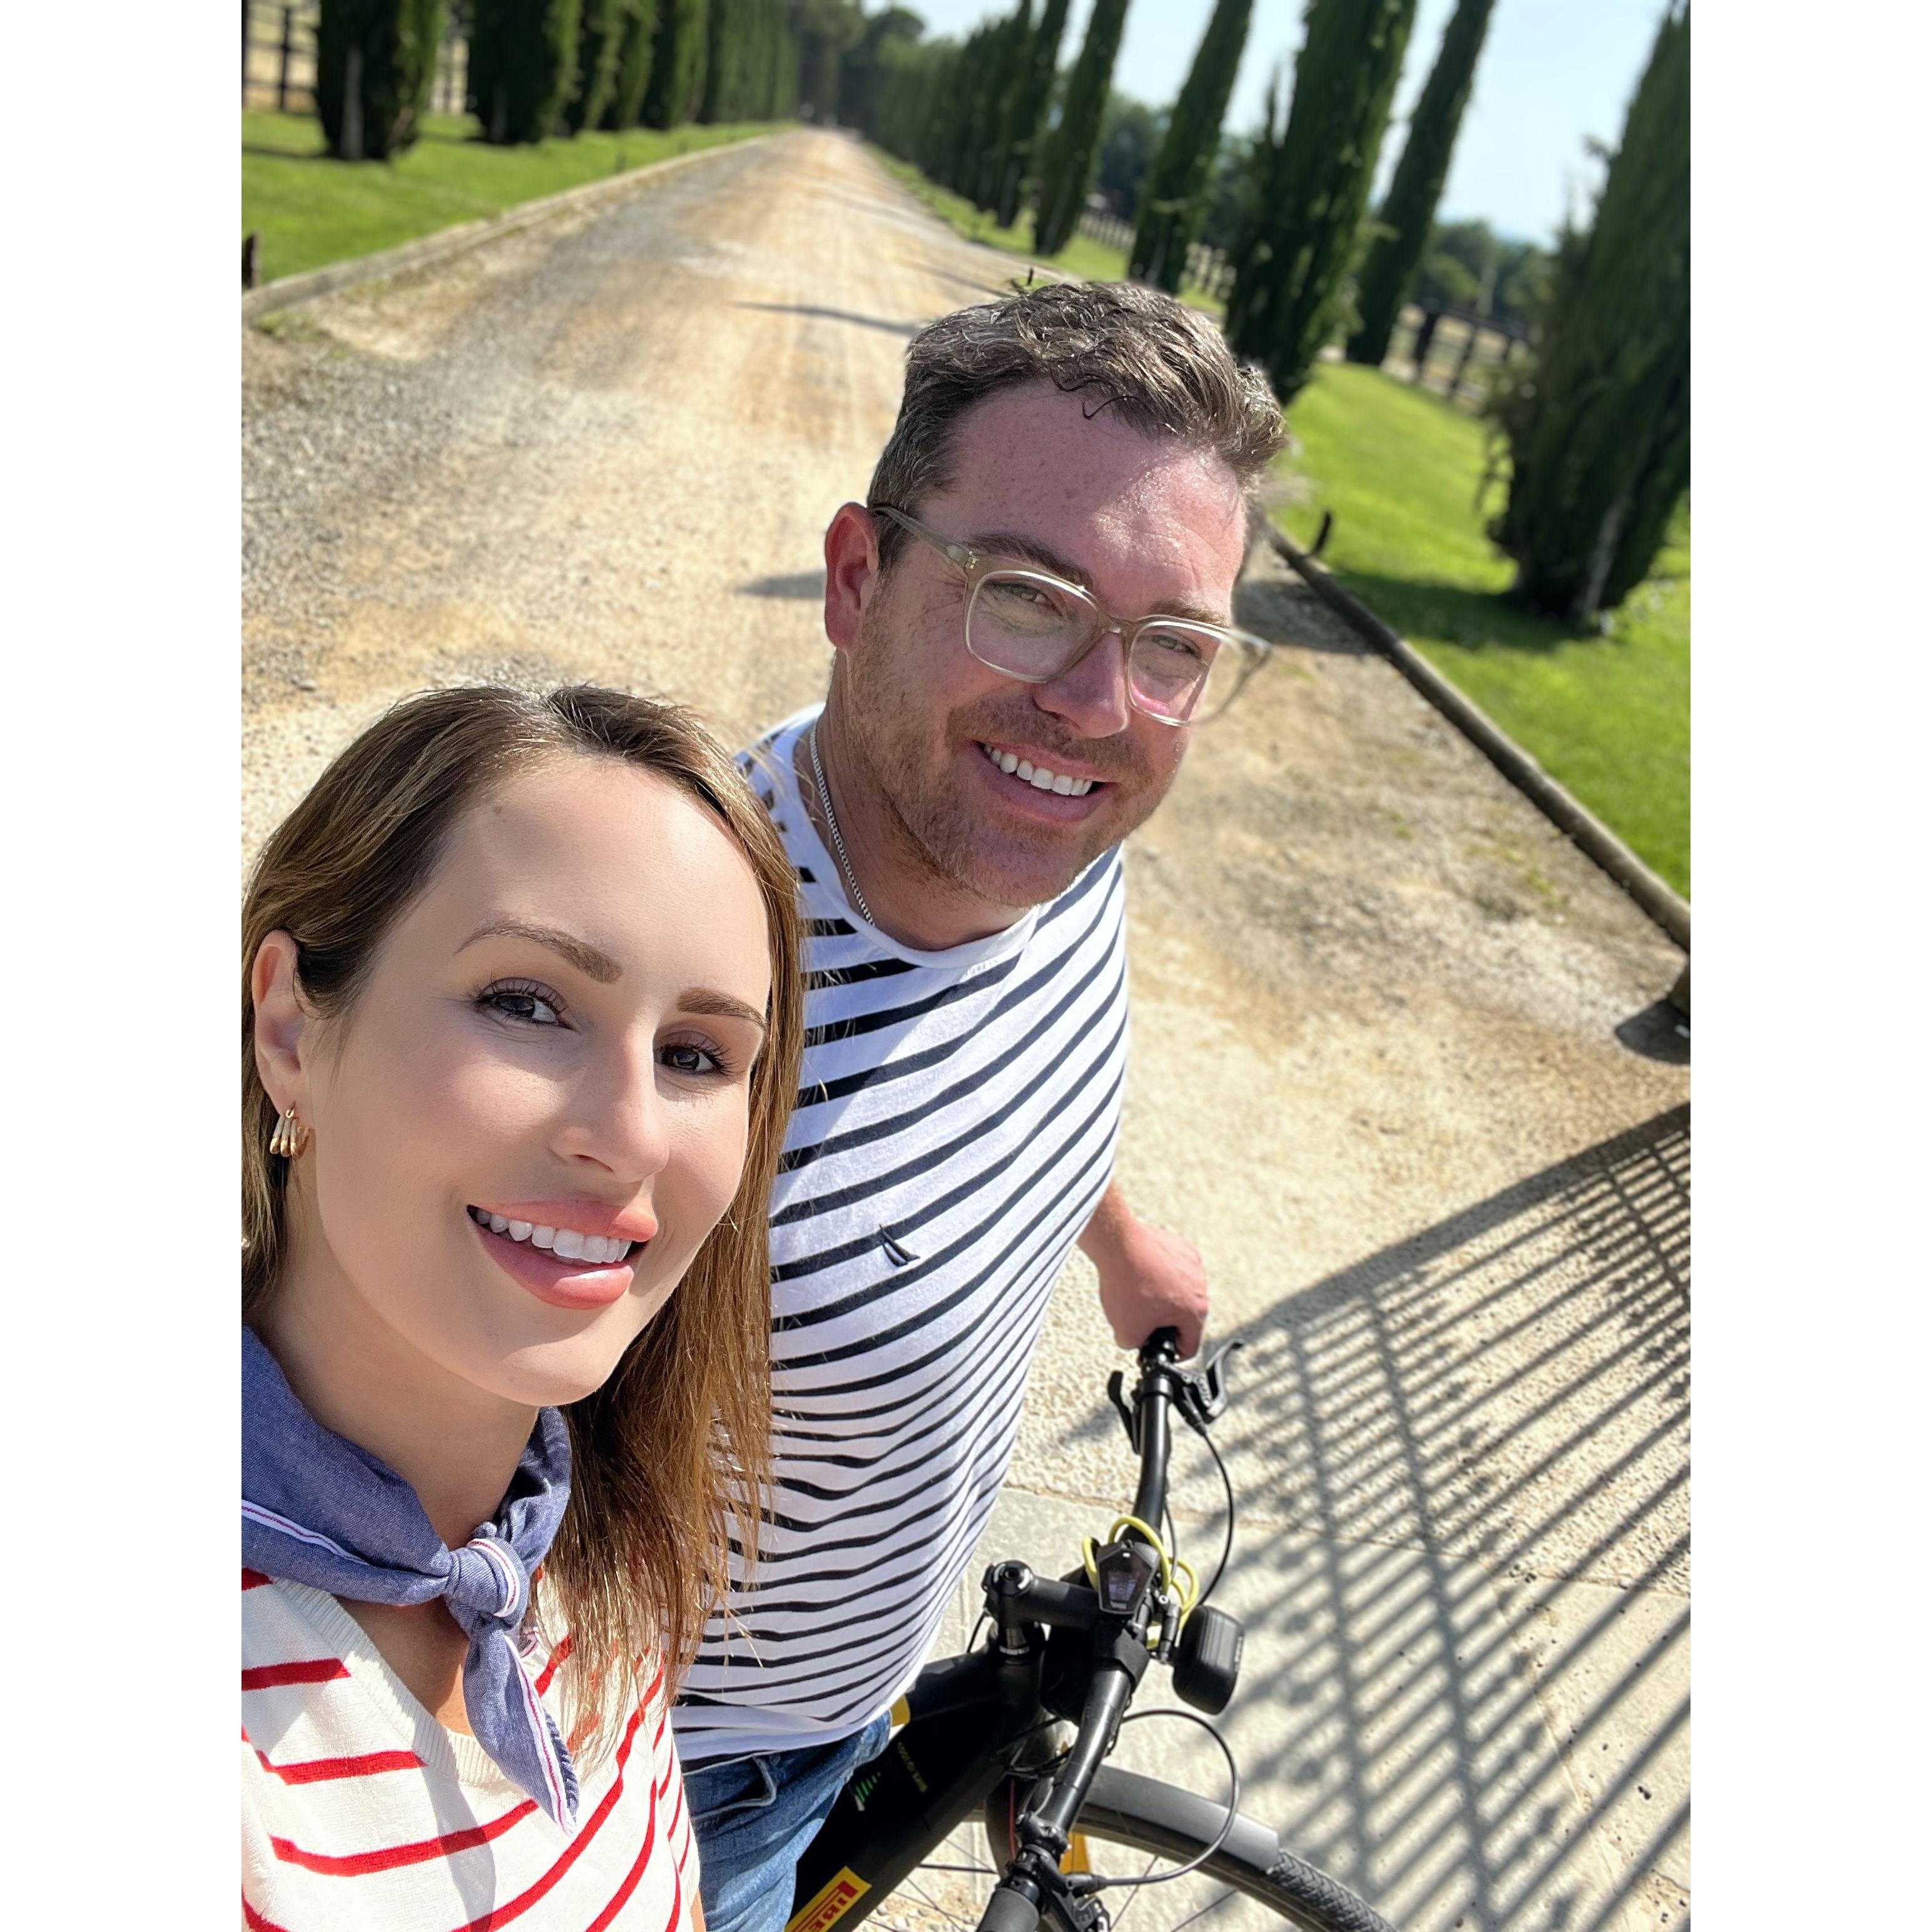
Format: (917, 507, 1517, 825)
(1077, 1181, 1209, 1358)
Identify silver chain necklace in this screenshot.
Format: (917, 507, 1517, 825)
(808, 719, 875, 928)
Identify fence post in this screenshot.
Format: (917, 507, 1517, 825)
(277, 5, 293, 113)
(1450, 322, 1483, 402)
(1410, 305, 1442, 386)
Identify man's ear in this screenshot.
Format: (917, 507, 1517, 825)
(252, 930, 313, 1118)
(823, 502, 881, 654)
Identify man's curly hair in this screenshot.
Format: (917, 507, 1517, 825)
(865, 280, 1284, 568)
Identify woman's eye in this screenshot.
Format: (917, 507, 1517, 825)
(661, 1042, 724, 1078)
(479, 984, 565, 1027)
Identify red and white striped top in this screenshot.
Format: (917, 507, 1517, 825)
(242, 1568, 697, 1930)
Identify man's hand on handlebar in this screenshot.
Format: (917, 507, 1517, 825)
(1079, 1184, 1209, 1358)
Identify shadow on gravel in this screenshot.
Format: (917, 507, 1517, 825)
(742, 571, 826, 600)
(1170, 1109, 1690, 1929)
(1614, 1000, 1691, 1065)
(735, 301, 922, 337)
(1233, 574, 1375, 658)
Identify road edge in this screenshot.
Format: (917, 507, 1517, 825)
(242, 133, 780, 322)
(1258, 516, 1690, 953)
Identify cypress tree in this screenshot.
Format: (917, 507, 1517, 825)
(1346, 0, 1496, 365)
(1033, 0, 1131, 255)
(1128, 0, 1251, 291)
(941, 24, 998, 194)
(994, 0, 1069, 228)
(641, 0, 709, 129)
(1491, 3, 1689, 622)
(562, 0, 624, 132)
(469, 0, 584, 145)
(698, 0, 739, 120)
(1225, 0, 1416, 405)
(969, 5, 1035, 214)
(603, 0, 659, 128)
(316, 0, 447, 160)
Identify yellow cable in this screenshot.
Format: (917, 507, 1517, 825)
(1080, 1518, 1200, 1636)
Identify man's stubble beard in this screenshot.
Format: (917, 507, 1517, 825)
(838, 589, 1178, 916)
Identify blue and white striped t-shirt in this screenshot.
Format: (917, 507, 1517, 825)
(673, 706, 1129, 1768)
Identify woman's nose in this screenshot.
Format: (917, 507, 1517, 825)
(559, 1039, 673, 1183)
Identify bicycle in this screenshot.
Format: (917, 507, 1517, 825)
(785, 1331, 1398, 1932)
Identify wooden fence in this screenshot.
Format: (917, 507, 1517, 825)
(1386, 302, 1528, 412)
(1075, 205, 1236, 304)
(242, 3, 469, 121)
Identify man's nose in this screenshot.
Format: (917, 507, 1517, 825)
(1032, 629, 1133, 738)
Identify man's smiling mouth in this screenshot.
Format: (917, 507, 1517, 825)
(975, 741, 1106, 796)
(465, 1205, 638, 1267)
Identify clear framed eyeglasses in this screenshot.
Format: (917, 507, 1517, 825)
(871, 503, 1271, 726)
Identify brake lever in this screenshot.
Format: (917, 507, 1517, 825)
(1176, 1337, 1245, 1430)
(1104, 1370, 1137, 1452)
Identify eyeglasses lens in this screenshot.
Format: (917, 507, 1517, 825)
(967, 571, 1244, 725)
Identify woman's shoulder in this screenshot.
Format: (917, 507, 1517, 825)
(243, 1585, 698, 1928)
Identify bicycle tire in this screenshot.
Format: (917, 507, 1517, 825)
(979, 1766, 1399, 1932)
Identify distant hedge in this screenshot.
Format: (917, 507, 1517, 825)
(469, 0, 583, 145)
(316, 0, 447, 160)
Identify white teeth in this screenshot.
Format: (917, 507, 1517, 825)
(980, 743, 1095, 797)
(472, 1207, 632, 1264)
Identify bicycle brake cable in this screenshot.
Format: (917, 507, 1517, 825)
(1064, 1708, 1241, 1894)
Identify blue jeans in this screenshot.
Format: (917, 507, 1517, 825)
(686, 1714, 893, 1932)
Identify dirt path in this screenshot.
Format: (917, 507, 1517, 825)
(243, 130, 1689, 1932)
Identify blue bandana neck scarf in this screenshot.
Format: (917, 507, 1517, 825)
(241, 1326, 581, 1828)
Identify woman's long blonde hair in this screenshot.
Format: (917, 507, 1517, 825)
(242, 684, 802, 1741)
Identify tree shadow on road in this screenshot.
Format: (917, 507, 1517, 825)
(1089, 1107, 1692, 1930)
(735, 301, 922, 337)
(741, 570, 826, 599)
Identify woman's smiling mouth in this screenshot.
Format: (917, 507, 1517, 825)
(466, 1203, 654, 1310)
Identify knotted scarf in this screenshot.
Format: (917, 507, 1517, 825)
(241, 1326, 580, 1828)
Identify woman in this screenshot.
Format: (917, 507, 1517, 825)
(241, 685, 803, 1930)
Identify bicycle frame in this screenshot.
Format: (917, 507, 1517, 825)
(785, 1333, 1239, 1932)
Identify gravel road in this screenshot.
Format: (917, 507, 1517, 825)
(243, 130, 1689, 1932)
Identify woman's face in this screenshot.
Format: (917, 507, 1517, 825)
(261, 754, 773, 1410)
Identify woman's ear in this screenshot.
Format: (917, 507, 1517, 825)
(252, 930, 313, 1117)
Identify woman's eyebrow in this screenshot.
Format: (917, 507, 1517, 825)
(680, 989, 768, 1034)
(457, 918, 622, 984)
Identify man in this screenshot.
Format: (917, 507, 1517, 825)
(676, 281, 1285, 1932)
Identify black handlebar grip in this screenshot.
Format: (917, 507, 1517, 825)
(1141, 1325, 1182, 1363)
(975, 1884, 1041, 1932)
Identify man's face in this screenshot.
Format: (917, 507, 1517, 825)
(840, 381, 1251, 914)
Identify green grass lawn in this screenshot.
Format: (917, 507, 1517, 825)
(243, 110, 781, 283)
(1275, 362, 1689, 897)
(867, 150, 1223, 317)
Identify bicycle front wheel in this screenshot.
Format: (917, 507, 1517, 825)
(1057, 1766, 1398, 1932)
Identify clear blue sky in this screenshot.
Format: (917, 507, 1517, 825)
(880, 0, 1675, 245)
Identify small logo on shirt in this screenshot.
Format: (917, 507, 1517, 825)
(879, 1229, 918, 1267)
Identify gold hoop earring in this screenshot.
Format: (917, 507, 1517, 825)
(270, 1107, 311, 1160)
